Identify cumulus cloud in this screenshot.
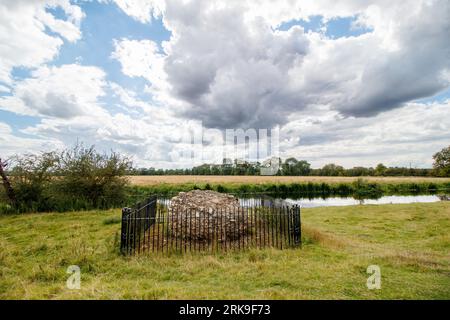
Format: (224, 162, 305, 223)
(107, 0, 164, 23)
(0, 122, 64, 158)
(0, 0, 84, 84)
(2, 0, 449, 169)
(0, 64, 107, 119)
(113, 0, 449, 129)
(111, 39, 168, 94)
(280, 100, 450, 167)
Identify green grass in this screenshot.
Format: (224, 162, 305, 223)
(0, 202, 449, 299)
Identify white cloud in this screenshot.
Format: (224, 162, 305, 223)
(0, 64, 108, 119)
(0, 0, 84, 84)
(1, 0, 449, 169)
(280, 100, 450, 168)
(108, 0, 164, 23)
(111, 39, 167, 91)
(111, 0, 450, 129)
(0, 122, 64, 158)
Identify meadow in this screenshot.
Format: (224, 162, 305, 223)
(0, 202, 449, 299)
(128, 175, 450, 186)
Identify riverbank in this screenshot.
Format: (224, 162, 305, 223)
(126, 178, 450, 198)
(0, 202, 449, 299)
(128, 175, 450, 185)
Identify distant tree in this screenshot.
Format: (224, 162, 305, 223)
(282, 158, 311, 175)
(433, 146, 450, 177)
(347, 166, 370, 176)
(282, 158, 298, 175)
(321, 163, 344, 176)
(375, 163, 387, 176)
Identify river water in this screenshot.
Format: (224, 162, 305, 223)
(281, 195, 446, 208)
(159, 194, 448, 209)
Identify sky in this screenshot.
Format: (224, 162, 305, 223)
(0, 0, 449, 169)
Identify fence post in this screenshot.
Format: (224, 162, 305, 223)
(292, 205, 301, 247)
(120, 207, 131, 254)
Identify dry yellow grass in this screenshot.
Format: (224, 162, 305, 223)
(128, 175, 450, 186)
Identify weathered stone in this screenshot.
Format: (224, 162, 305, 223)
(168, 190, 250, 241)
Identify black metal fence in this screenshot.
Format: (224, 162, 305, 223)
(120, 195, 301, 255)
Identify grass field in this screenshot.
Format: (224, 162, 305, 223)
(128, 175, 450, 186)
(0, 202, 449, 299)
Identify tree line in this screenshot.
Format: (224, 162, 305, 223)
(1, 144, 449, 213)
(130, 145, 450, 177)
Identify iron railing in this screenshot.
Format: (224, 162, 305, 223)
(120, 195, 301, 255)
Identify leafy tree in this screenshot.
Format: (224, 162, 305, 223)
(7, 151, 59, 211)
(375, 163, 387, 176)
(2, 144, 132, 213)
(433, 145, 450, 177)
(320, 163, 345, 176)
(56, 144, 132, 207)
(282, 158, 311, 175)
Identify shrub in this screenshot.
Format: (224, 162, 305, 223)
(7, 152, 59, 212)
(1, 143, 132, 213)
(54, 144, 132, 209)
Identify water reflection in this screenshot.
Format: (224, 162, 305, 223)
(159, 194, 446, 209)
(283, 195, 443, 208)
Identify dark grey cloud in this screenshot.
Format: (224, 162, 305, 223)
(158, 0, 450, 128)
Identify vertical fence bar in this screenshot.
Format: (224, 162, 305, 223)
(164, 205, 167, 253)
(127, 212, 132, 255)
(242, 207, 245, 250)
(292, 205, 301, 247)
(270, 205, 275, 247)
(275, 206, 279, 249)
(152, 207, 156, 253)
(157, 205, 161, 252)
(257, 206, 261, 249)
(208, 208, 211, 253)
(298, 205, 302, 247)
(147, 206, 151, 253)
(222, 207, 226, 252)
(132, 208, 137, 255)
(189, 208, 192, 252)
(213, 208, 216, 254)
(237, 206, 240, 251)
(175, 207, 179, 252)
(142, 207, 147, 253)
(287, 206, 291, 247)
(170, 205, 174, 253)
(280, 206, 283, 249)
(120, 208, 128, 254)
(137, 208, 141, 254)
(184, 207, 188, 254)
(261, 205, 265, 248)
(164, 205, 169, 254)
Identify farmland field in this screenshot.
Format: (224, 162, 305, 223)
(128, 175, 450, 186)
(0, 202, 449, 299)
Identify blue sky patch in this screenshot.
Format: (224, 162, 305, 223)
(277, 15, 372, 39)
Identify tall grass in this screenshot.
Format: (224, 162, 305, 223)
(0, 202, 449, 299)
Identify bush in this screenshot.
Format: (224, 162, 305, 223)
(7, 152, 59, 212)
(54, 144, 131, 209)
(1, 144, 132, 213)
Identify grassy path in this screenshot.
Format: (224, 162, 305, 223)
(0, 202, 449, 299)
